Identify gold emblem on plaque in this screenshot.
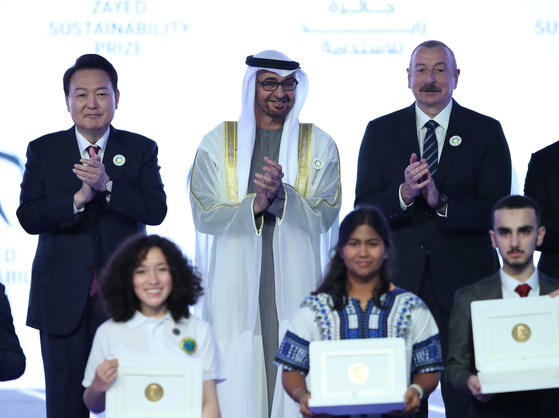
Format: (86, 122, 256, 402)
(347, 362, 369, 384)
(512, 323, 531, 342)
(145, 383, 164, 401)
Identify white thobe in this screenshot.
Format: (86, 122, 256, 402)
(190, 121, 341, 418)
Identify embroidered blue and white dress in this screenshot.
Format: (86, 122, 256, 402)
(275, 287, 443, 384)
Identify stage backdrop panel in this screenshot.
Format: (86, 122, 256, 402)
(1, 0, 558, 389)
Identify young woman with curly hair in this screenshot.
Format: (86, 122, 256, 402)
(82, 234, 223, 417)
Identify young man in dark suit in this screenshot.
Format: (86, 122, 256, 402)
(17, 54, 167, 418)
(355, 40, 512, 417)
(446, 194, 559, 417)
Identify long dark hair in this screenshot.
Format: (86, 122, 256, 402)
(100, 234, 203, 322)
(314, 205, 394, 310)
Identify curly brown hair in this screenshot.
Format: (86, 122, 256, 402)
(100, 234, 203, 322)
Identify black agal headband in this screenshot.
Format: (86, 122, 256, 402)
(245, 55, 300, 70)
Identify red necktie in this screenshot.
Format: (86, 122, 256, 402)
(515, 283, 531, 298)
(89, 268, 99, 296)
(85, 145, 100, 157)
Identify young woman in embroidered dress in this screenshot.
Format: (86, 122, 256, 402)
(274, 206, 443, 418)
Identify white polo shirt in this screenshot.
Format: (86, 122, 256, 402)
(83, 310, 225, 388)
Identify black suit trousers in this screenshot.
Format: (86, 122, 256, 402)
(40, 297, 106, 418)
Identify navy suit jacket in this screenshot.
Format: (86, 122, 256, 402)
(445, 272, 559, 417)
(524, 140, 559, 278)
(0, 283, 26, 381)
(355, 100, 511, 313)
(17, 126, 167, 336)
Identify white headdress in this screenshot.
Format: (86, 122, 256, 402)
(236, 50, 309, 196)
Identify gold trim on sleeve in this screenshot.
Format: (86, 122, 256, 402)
(224, 121, 239, 202)
(295, 123, 312, 197)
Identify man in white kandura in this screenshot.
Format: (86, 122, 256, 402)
(189, 50, 341, 418)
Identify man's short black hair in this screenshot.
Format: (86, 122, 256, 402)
(491, 194, 542, 228)
(63, 54, 118, 97)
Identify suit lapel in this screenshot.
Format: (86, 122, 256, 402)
(58, 127, 81, 163)
(434, 100, 464, 183)
(539, 273, 559, 294)
(399, 104, 421, 156)
(56, 127, 83, 191)
(476, 273, 503, 299)
(104, 126, 129, 182)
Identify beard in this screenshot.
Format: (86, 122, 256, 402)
(503, 253, 532, 271)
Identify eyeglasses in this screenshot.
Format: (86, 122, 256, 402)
(256, 78, 298, 92)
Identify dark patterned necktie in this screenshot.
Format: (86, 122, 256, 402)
(85, 145, 100, 157)
(515, 283, 531, 298)
(423, 120, 439, 175)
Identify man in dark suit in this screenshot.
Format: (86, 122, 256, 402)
(355, 40, 511, 417)
(524, 140, 559, 278)
(0, 283, 26, 381)
(446, 195, 559, 417)
(17, 54, 167, 418)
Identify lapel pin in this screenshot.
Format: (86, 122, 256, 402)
(113, 154, 125, 166)
(449, 136, 462, 147)
(312, 158, 324, 170)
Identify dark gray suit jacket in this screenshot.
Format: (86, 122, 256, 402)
(446, 272, 559, 417)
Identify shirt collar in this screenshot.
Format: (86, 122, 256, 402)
(75, 126, 110, 157)
(126, 310, 173, 329)
(500, 268, 540, 297)
(415, 100, 453, 131)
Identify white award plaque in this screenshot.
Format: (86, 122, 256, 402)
(471, 296, 559, 394)
(308, 338, 407, 415)
(105, 357, 203, 418)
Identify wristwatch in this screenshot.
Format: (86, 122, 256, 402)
(435, 192, 448, 210)
(104, 180, 113, 193)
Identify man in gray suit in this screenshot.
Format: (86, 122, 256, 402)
(446, 195, 559, 417)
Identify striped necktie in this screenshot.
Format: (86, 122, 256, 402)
(423, 120, 439, 175)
